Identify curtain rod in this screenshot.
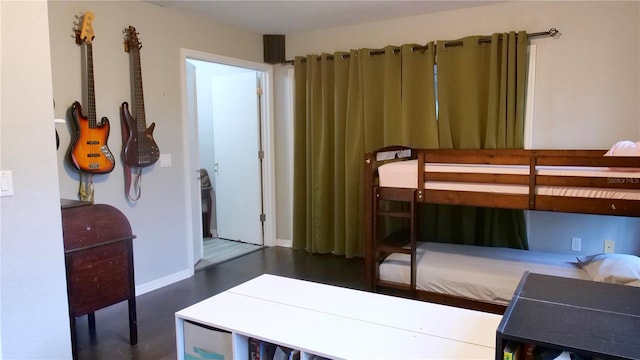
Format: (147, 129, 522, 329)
(283, 27, 559, 65)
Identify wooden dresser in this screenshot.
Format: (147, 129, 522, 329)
(61, 201, 137, 359)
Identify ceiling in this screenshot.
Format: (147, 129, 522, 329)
(147, 1, 500, 34)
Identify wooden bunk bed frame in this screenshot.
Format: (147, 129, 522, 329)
(364, 146, 640, 314)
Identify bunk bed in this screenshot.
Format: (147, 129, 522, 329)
(364, 145, 640, 314)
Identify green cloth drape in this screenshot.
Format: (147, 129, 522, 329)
(437, 32, 527, 149)
(294, 31, 530, 256)
(425, 31, 529, 249)
(293, 44, 437, 257)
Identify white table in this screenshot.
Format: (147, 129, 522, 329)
(176, 274, 503, 359)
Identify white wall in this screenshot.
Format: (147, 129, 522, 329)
(193, 60, 218, 235)
(280, 1, 640, 255)
(1, 2, 73, 359)
(273, 65, 294, 245)
(48, 1, 262, 291)
(192, 61, 216, 179)
(0, 1, 262, 355)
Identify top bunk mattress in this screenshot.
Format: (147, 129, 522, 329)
(377, 159, 640, 199)
(379, 242, 590, 305)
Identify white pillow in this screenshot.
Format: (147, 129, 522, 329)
(577, 253, 640, 285)
(604, 140, 640, 156)
(604, 141, 640, 171)
(627, 280, 640, 287)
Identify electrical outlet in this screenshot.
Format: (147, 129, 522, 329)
(571, 237, 582, 252)
(604, 240, 615, 254)
(1, 170, 14, 197)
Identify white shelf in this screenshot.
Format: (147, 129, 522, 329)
(175, 274, 503, 360)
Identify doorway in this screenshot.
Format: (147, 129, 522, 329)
(181, 50, 276, 269)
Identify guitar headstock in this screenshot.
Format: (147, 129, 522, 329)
(75, 11, 95, 45)
(124, 26, 142, 53)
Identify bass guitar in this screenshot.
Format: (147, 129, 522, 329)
(69, 11, 115, 174)
(121, 26, 160, 167)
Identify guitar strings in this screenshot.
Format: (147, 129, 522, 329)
(87, 41, 96, 169)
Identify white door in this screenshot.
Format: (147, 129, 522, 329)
(211, 71, 263, 245)
(186, 61, 204, 264)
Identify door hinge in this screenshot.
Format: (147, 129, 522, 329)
(260, 213, 266, 222)
(257, 87, 263, 96)
(258, 150, 264, 159)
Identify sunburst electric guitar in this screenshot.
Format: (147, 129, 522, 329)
(69, 11, 115, 174)
(121, 26, 159, 168)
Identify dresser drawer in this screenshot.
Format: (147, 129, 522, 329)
(65, 240, 132, 315)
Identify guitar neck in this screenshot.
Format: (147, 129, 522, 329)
(86, 43, 98, 128)
(131, 48, 147, 131)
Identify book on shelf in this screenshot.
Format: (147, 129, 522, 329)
(522, 343, 535, 360)
(249, 337, 261, 360)
(503, 341, 539, 360)
(249, 338, 300, 360)
(503, 341, 522, 360)
(183, 320, 232, 360)
(273, 345, 299, 360)
(309, 356, 330, 360)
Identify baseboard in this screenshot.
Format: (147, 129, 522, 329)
(276, 238, 292, 248)
(135, 268, 193, 296)
(135, 240, 291, 296)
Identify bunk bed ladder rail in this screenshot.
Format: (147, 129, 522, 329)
(364, 146, 416, 293)
(372, 186, 418, 296)
(417, 151, 425, 201)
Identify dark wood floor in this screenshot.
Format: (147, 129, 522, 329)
(75, 246, 365, 360)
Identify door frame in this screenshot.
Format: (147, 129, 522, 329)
(180, 48, 276, 268)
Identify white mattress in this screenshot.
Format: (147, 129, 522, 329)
(379, 242, 590, 305)
(378, 159, 640, 199)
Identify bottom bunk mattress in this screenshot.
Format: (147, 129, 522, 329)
(379, 242, 591, 305)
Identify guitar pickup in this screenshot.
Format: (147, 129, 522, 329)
(87, 153, 100, 158)
(86, 140, 100, 145)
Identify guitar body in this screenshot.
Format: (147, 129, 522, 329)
(121, 102, 160, 167)
(69, 101, 115, 174)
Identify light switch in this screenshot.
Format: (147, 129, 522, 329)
(160, 153, 172, 167)
(1, 170, 14, 197)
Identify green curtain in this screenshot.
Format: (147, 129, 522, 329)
(293, 44, 438, 257)
(293, 31, 530, 256)
(424, 31, 529, 249)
